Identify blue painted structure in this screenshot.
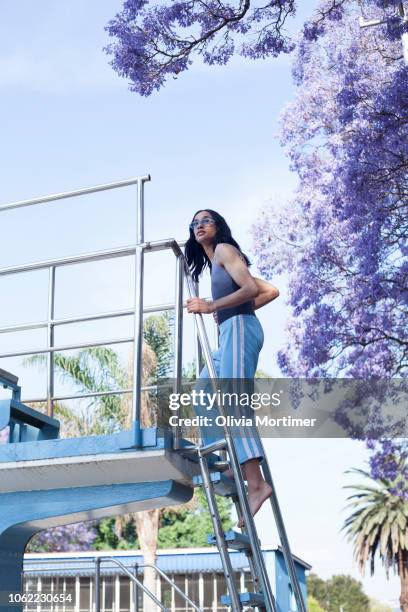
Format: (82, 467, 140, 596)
(274, 548, 310, 612)
(0, 431, 194, 610)
(0, 371, 198, 611)
(0, 369, 59, 442)
(0, 368, 312, 612)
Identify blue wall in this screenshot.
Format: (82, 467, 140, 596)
(275, 550, 308, 612)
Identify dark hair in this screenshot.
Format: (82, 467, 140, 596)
(184, 209, 251, 282)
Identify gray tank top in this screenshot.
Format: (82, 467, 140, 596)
(211, 261, 255, 325)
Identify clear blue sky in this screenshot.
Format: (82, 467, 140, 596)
(0, 1, 399, 607)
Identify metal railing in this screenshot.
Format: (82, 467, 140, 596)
(95, 557, 168, 612)
(136, 563, 202, 612)
(1, 178, 145, 423)
(94, 557, 202, 612)
(23, 558, 203, 612)
(0, 176, 205, 449)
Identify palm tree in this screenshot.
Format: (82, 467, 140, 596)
(342, 466, 408, 611)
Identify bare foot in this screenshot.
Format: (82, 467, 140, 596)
(237, 481, 272, 528)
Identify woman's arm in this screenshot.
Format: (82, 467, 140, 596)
(211, 276, 279, 323)
(186, 244, 259, 314)
(210, 244, 260, 312)
(252, 277, 280, 310)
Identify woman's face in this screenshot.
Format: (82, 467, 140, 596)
(190, 210, 217, 245)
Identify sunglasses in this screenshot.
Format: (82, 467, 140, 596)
(189, 217, 215, 231)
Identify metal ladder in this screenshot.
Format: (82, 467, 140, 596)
(178, 256, 307, 612)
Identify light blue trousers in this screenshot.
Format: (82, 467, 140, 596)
(194, 314, 265, 465)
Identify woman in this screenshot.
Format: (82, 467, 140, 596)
(185, 209, 280, 526)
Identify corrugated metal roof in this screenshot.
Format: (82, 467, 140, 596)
(23, 549, 274, 578)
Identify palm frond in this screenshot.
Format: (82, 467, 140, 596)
(342, 465, 408, 578)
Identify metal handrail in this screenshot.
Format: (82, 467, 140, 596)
(137, 563, 202, 612)
(22, 380, 197, 405)
(0, 238, 188, 279)
(0, 298, 194, 336)
(0, 176, 150, 212)
(94, 557, 202, 612)
(0, 244, 137, 277)
(0, 215, 198, 428)
(0, 336, 134, 359)
(0, 177, 191, 432)
(95, 557, 169, 612)
(1, 178, 152, 421)
(0, 234, 210, 444)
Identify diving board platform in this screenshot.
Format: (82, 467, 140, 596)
(0, 431, 200, 493)
(0, 407, 199, 609)
(0, 366, 201, 609)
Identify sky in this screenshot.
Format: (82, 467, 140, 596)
(0, 1, 401, 608)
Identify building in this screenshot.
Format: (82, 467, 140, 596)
(23, 547, 311, 612)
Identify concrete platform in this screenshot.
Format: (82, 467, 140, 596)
(0, 427, 201, 493)
(0, 428, 198, 602)
(0, 447, 199, 493)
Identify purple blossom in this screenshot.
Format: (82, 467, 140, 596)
(104, 0, 408, 95)
(28, 522, 97, 553)
(104, 0, 296, 95)
(367, 440, 408, 498)
(251, 0, 408, 493)
(302, 21, 325, 42)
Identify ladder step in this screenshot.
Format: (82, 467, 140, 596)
(220, 592, 265, 607)
(207, 530, 251, 551)
(193, 472, 237, 497)
(211, 460, 230, 471)
(177, 447, 222, 469)
(200, 439, 227, 456)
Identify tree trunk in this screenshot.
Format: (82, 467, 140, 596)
(135, 509, 160, 612)
(399, 550, 408, 611)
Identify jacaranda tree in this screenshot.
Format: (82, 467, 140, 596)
(104, 0, 395, 95)
(104, 0, 295, 95)
(104, 0, 408, 482)
(251, 0, 408, 487)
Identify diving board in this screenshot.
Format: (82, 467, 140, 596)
(0, 433, 200, 493)
(0, 418, 198, 609)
